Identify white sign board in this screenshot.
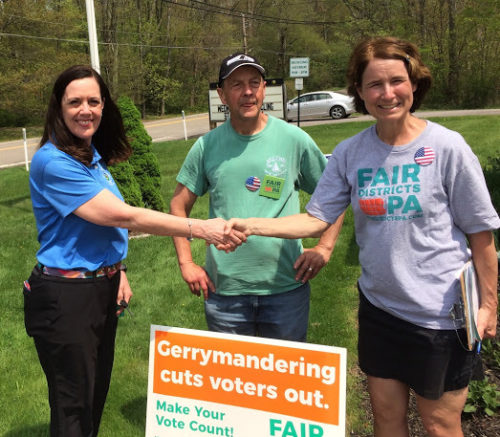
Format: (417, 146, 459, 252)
(145, 325, 347, 437)
(208, 79, 285, 123)
(295, 78, 304, 90)
(290, 57, 310, 78)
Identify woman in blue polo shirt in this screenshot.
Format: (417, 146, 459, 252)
(25, 65, 243, 437)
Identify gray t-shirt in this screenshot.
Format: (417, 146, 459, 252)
(307, 120, 500, 329)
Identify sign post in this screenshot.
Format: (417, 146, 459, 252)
(146, 326, 347, 437)
(22, 128, 29, 171)
(294, 78, 304, 127)
(289, 58, 310, 127)
(181, 110, 187, 140)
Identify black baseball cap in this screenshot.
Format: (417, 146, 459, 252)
(218, 53, 265, 87)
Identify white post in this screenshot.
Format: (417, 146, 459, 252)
(22, 128, 29, 171)
(181, 110, 187, 141)
(85, 0, 100, 73)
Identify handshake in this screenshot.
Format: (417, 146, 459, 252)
(200, 217, 249, 252)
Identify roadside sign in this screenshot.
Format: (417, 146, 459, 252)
(208, 78, 285, 124)
(145, 325, 347, 437)
(290, 57, 309, 78)
(295, 78, 304, 90)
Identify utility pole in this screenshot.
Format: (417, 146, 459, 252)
(241, 13, 247, 54)
(86, 0, 100, 73)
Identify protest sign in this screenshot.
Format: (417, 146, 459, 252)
(145, 326, 346, 437)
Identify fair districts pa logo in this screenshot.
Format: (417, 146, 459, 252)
(265, 156, 287, 178)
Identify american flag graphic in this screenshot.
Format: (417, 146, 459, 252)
(414, 146, 435, 166)
(245, 176, 261, 191)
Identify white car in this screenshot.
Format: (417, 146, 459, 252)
(286, 91, 355, 121)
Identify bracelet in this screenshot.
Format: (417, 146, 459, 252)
(187, 219, 193, 242)
(119, 263, 127, 272)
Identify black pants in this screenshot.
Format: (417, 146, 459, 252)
(24, 267, 120, 437)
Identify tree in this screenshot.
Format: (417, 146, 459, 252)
(0, 0, 498, 126)
(0, 0, 86, 125)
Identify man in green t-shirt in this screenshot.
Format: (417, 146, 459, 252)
(170, 53, 343, 341)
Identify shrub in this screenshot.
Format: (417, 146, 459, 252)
(484, 156, 500, 213)
(483, 155, 500, 249)
(0, 109, 30, 127)
(116, 96, 166, 212)
(109, 160, 144, 208)
(464, 378, 500, 417)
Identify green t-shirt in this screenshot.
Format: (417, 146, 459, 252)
(177, 116, 327, 295)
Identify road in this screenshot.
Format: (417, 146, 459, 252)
(1, 108, 499, 169)
(0, 113, 211, 169)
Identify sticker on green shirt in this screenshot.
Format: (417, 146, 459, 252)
(259, 175, 285, 199)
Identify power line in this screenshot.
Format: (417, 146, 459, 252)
(1, 12, 231, 41)
(162, 0, 350, 25)
(0, 31, 327, 59)
(3, 13, 85, 31)
(0, 32, 240, 51)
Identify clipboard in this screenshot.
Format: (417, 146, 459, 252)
(459, 260, 481, 351)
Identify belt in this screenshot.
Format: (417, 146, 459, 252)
(37, 262, 123, 279)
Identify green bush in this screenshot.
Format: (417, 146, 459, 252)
(464, 378, 500, 417)
(483, 155, 500, 249)
(484, 156, 500, 213)
(0, 109, 30, 127)
(109, 160, 144, 208)
(117, 96, 166, 212)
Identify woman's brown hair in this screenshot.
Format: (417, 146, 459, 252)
(40, 65, 131, 166)
(346, 37, 432, 114)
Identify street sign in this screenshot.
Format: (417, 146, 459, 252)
(295, 78, 303, 90)
(290, 57, 310, 78)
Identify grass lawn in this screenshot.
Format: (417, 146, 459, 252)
(0, 116, 498, 436)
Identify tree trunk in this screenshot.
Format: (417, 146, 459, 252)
(101, 0, 118, 93)
(447, 0, 459, 105)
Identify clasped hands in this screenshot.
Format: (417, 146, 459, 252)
(204, 218, 249, 252)
(197, 217, 329, 285)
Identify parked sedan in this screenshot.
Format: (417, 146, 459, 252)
(286, 91, 355, 121)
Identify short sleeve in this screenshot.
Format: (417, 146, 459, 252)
(445, 143, 500, 234)
(307, 142, 352, 223)
(296, 134, 327, 194)
(36, 156, 103, 218)
(176, 138, 209, 196)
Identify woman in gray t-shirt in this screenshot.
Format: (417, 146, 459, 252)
(227, 37, 499, 437)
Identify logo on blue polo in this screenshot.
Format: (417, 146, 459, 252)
(101, 169, 115, 186)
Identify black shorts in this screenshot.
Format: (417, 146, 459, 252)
(357, 287, 482, 400)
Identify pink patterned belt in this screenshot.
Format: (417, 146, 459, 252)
(37, 262, 123, 279)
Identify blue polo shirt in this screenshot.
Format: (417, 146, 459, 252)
(29, 142, 128, 270)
